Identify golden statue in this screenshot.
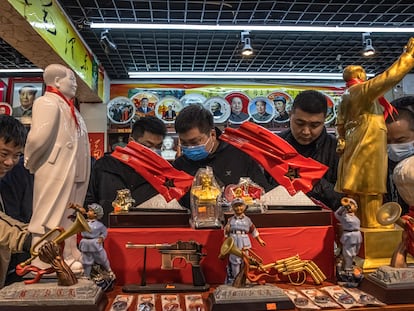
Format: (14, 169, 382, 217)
(191, 171, 221, 202)
(112, 188, 135, 213)
(335, 37, 414, 228)
(190, 167, 222, 228)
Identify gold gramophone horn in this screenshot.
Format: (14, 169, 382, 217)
(376, 202, 402, 226)
(20, 212, 91, 267)
(219, 237, 243, 259)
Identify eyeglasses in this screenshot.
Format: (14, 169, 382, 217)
(179, 134, 210, 148)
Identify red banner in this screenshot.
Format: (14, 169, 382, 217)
(88, 132, 105, 160)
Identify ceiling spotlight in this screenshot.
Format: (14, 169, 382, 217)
(241, 31, 253, 56)
(362, 32, 375, 57)
(100, 30, 117, 54)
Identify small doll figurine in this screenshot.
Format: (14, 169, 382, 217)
(335, 197, 363, 284)
(224, 198, 265, 286)
(79, 203, 115, 281)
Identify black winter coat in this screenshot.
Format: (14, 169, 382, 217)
(85, 153, 158, 226)
(0, 157, 33, 223)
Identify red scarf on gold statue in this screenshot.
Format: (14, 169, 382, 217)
(45, 86, 79, 128)
(346, 78, 397, 120)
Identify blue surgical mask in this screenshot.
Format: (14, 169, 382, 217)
(387, 140, 414, 162)
(181, 136, 211, 161)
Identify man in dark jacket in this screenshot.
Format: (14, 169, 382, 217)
(0, 115, 32, 288)
(173, 105, 273, 209)
(279, 90, 343, 210)
(85, 116, 167, 226)
(1, 157, 33, 224)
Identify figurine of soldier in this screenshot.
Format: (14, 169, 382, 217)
(335, 197, 362, 283)
(79, 203, 115, 281)
(224, 198, 265, 286)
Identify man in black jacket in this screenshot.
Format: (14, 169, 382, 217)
(0, 115, 32, 288)
(173, 105, 273, 208)
(85, 116, 167, 225)
(279, 90, 343, 210)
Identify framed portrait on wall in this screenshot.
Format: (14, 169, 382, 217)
(107, 96, 136, 124)
(225, 91, 250, 124)
(0, 103, 12, 116)
(267, 91, 293, 124)
(8, 78, 44, 125)
(204, 96, 231, 123)
(248, 97, 275, 123)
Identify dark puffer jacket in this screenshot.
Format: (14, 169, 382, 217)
(85, 153, 158, 226)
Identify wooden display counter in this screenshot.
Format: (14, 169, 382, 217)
(109, 208, 333, 228)
(224, 208, 332, 227)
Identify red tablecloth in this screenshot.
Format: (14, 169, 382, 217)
(105, 226, 335, 286)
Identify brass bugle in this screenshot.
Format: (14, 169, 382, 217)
(219, 237, 242, 259)
(376, 202, 403, 227)
(20, 212, 91, 267)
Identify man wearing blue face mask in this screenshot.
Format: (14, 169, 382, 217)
(85, 116, 167, 225)
(385, 96, 414, 215)
(173, 105, 274, 208)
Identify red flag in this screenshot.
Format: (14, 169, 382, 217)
(220, 122, 328, 195)
(111, 141, 194, 202)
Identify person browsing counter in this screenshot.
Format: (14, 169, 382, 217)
(385, 96, 414, 215)
(0, 115, 32, 288)
(279, 90, 343, 210)
(85, 116, 167, 225)
(173, 105, 273, 208)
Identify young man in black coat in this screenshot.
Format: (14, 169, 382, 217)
(85, 116, 167, 225)
(0, 116, 32, 288)
(279, 90, 343, 210)
(173, 105, 273, 208)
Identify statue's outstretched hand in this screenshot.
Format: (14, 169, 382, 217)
(405, 37, 414, 57)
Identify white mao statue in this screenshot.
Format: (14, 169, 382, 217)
(24, 64, 90, 273)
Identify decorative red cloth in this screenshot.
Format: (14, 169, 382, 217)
(220, 122, 328, 195)
(402, 206, 414, 257)
(45, 86, 79, 128)
(111, 141, 194, 202)
(345, 78, 398, 120)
